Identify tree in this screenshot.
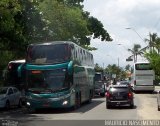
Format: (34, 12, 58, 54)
(0, 0, 47, 57)
(128, 44, 143, 62)
(144, 33, 160, 77)
(39, 0, 112, 48)
(145, 33, 160, 54)
(0, 0, 22, 70)
(105, 64, 122, 79)
(125, 64, 131, 71)
(145, 50, 160, 76)
(145, 33, 158, 52)
(0, 0, 48, 80)
(94, 63, 103, 72)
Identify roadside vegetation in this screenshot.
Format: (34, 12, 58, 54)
(0, 0, 112, 84)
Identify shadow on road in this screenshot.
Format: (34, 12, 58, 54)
(134, 91, 155, 94)
(72, 99, 104, 113)
(107, 105, 137, 110)
(35, 98, 104, 114)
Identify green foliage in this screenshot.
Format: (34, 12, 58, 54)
(144, 32, 160, 77)
(128, 44, 143, 62)
(40, 0, 90, 45)
(105, 64, 127, 79)
(57, 0, 84, 8)
(94, 63, 103, 72)
(87, 16, 112, 41)
(39, 0, 112, 46)
(125, 64, 131, 71)
(0, 0, 112, 75)
(145, 50, 160, 76)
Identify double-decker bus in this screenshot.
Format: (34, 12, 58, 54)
(131, 62, 155, 92)
(19, 41, 94, 111)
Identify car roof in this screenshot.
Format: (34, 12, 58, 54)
(109, 85, 129, 88)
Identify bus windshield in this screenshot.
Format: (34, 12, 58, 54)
(28, 69, 70, 91)
(135, 63, 152, 70)
(27, 44, 71, 64)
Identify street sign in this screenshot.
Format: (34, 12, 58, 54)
(126, 58, 133, 61)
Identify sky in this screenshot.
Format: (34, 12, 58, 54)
(83, 0, 160, 68)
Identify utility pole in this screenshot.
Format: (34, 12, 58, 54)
(118, 57, 119, 67)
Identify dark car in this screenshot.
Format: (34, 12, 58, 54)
(94, 82, 105, 97)
(106, 85, 134, 109)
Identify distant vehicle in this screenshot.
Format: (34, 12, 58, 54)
(0, 87, 23, 109)
(94, 82, 105, 97)
(4, 59, 25, 90)
(131, 62, 155, 92)
(106, 85, 134, 109)
(94, 72, 105, 97)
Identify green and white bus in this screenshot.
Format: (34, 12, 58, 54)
(19, 41, 95, 110)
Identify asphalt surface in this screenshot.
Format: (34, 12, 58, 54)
(0, 87, 160, 126)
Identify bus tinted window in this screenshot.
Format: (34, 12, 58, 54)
(27, 44, 71, 64)
(135, 63, 152, 70)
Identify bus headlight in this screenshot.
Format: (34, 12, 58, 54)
(62, 100, 68, 105)
(26, 102, 31, 106)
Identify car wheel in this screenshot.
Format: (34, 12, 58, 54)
(88, 91, 92, 104)
(74, 94, 81, 110)
(158, 106, 160, 111)
(100, 93, 105, 97)
(5, 101, 10, 110)
(18, 99, 22, 108)
(106, 102, 110, 109)
(130, 101, 134, 109)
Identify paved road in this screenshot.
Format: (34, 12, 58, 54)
(0, 92, 160, 126)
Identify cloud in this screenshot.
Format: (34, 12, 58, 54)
(83, 0, 160, 67)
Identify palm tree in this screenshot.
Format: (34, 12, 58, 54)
(145, 33, 158, 52)
(145, 33, 160, 54)
(128, 44, 143, 62)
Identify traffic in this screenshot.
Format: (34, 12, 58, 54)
(1, 42, 160, 114)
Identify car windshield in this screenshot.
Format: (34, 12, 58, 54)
(119, 81, 130, 85)
(109, 87, 129, 93)
(0, 87, 8, 94)
(28, 69, 70, 92)
(26, 44, 71, 64)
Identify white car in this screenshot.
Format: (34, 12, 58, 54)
(0, 87, 22, 109)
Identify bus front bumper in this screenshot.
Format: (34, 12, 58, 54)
(26, 97, 73, 109)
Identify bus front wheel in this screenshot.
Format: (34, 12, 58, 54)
(74, 93, 81, 109)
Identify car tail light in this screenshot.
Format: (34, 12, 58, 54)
(105, 92, 110, 98)
(128, 92, 133, 98)
(8, 63, 12, 70)
(134, 80, 136, 85)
